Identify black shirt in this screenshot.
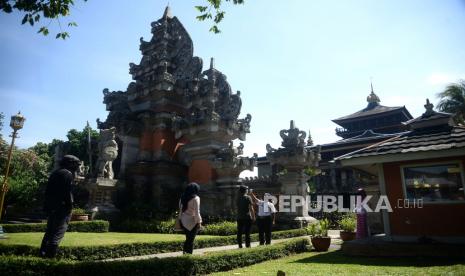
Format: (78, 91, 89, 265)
(237, 194, 253, 220)
(43, 168, 74, 214)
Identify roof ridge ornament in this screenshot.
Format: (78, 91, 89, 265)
(279, 120, 306, 149)
(422, 98, 435, 117)
(210, 57, 215, 70)
(162, 5, 173, 19)
(366, 81, 380, 109)
(367, 90, 380, 104)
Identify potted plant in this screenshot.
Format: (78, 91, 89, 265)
(339, 213, 356, 241)
(71, 208, 89, 221)
(307, 218, 331, 251)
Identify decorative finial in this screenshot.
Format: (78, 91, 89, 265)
(423, 98, 435, 117)
(307, 130, 314, 146)
(366, 82, 380, 105)
(210, 57, 215, 70)
(163, 4, 173, 19)
(290, 120, 295, 129)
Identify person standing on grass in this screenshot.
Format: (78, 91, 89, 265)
(40, 155, 80, 258)
(250, 192, 277, 245)
(355, 188, 369, 239)
(179, 182, 202, 254)
(236, 185, 255, 248)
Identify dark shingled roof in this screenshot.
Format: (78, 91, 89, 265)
(337, 126, 465, 160)
(403, 111, 452, 126)
(320, 130, 400, 148)
(332, 105, 410, 123)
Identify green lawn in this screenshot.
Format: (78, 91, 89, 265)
(0, 232, 217, 247)
(212, 250, 465, 275)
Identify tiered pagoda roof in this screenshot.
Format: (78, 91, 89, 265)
(332, 84, 413, 139)
(337, 99, 465, 164)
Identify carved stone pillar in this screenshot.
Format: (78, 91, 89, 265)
(266, 120, 321, 226)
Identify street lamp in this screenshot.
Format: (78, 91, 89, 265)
(0, 111, 26, 221)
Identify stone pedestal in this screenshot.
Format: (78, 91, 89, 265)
(278, 171, 311, 220)
(84, 178, 119, 219)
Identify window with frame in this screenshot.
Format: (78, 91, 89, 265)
(403, 163, 465, 202)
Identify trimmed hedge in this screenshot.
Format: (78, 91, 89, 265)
(114, 219, 278, 236)
(0, 228, 308, 261)
(0, 237, 310, 276)
(201, 221, 237, 236)
(1, 220, 110, 233)
(112, 219, 177, 234)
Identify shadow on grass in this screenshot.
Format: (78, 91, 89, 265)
(293, 250, 465, 267)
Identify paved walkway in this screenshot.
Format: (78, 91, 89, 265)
(103, 231, 342, 262)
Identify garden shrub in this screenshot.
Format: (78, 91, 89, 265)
(0, 229, 307, 261)
(201, 221, 237, 236)
(0, 238, 309, 276)
(112, 219, 176, 234)
(339, 213, 356, 232)
(114, 219, 268, 235)
(1, 220, 109, 233)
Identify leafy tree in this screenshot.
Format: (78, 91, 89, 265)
(196, 0, 245, 33)
(0, 0, 244, 38)
(4, 147, 49, 210)
(0, 0, 85, 39)
(0, 113, 8, 177)
(65, 125, 99, 168)
(437, 80, 465, 125)
(0, 122, 100, 214)
(0, 112, 4, 136)
(304, 167, 321, 193)
(46, 138, 64, 170)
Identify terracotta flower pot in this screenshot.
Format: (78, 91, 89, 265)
(71, 214, 89, 221)
(340, 231, 356, 241)
(311, 237, 331, 252)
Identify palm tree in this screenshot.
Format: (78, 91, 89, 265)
(437, 80, 465, 125)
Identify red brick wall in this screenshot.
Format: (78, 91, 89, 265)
(188, 159, 216, 184)
(139, 130, 216, 184)
(383, 156, 465, 236)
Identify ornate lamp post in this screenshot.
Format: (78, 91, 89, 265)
(0, 112, 26, 221)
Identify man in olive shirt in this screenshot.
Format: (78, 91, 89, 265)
(236, 185, 255, 248)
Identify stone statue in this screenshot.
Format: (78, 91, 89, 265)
(266, 143, 276, 153)
(96, 127, 118, 179)
(77, 161, 89, 177)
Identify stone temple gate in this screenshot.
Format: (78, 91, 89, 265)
(97, 7, 256, 217)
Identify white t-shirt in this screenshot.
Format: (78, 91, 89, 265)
(257, 200, 277, 217)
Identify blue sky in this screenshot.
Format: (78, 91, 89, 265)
(1, 0, 465, 165)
